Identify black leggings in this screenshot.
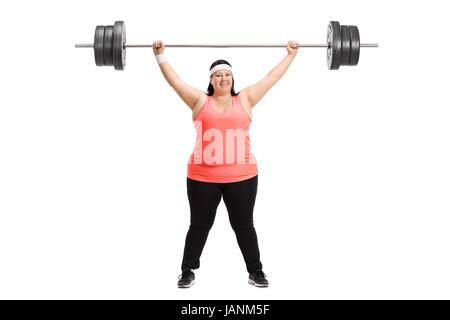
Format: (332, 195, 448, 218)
(181, 175, 263, 274)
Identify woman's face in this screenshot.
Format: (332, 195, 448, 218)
(210, 69, 233, 94)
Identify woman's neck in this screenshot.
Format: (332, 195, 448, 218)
(213, 94, 232, 103)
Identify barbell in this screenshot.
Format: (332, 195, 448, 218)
(75, 20, 378, 70)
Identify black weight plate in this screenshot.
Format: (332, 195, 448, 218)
(94, 26, 105, 66)
(103, 26, 114, 66)
(349, 25, 360, 66)
(327, 21, 341, 70)
(340, 25, 351, 66)
(113, 21, 126, 70)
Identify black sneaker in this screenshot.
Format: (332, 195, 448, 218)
(248, 270, 269, 287)
(178, 269, 195, 288)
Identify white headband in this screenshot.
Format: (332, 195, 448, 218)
(210, 64, 232, 76)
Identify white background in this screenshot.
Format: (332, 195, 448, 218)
(0, 0, 449, 299)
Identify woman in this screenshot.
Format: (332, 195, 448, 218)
(152, 40, 298, 288)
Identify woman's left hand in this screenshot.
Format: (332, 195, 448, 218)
(286, 40, 299, 56)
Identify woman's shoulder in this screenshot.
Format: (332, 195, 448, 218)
(236, 92, 252, 113)
(192, 93, 209, 120)
(198, 92, 209, 106)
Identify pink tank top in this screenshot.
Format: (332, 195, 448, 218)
(187, 95, 258, 183)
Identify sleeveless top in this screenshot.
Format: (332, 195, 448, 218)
(187, 95, 258, 183)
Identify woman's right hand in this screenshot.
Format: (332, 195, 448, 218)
(153, 40, 165, 55)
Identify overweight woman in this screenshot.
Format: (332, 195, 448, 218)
(152, 40, 298, 288)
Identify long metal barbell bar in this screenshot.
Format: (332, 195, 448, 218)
(75, 21, 378, 71)
(76, 44, 334, 48)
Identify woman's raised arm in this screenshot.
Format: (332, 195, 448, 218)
(153, 40, 205, 111)
(240, 41, 298, 108)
